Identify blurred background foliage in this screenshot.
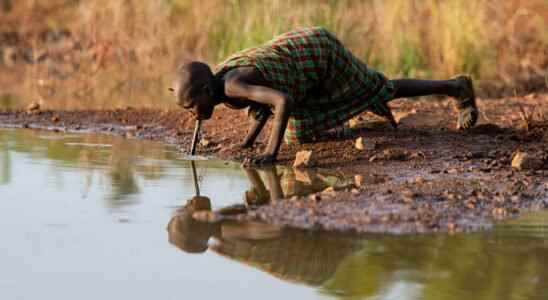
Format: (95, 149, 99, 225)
(0, 0, 546, 108)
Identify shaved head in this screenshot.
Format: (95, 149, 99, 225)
(171, 60, 214, 107)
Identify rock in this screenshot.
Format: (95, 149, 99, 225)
(51, 116, 60, 123)
(321, 186, 337, 197)
(409, 151, 425, 160)
(355, 137, 375, 151)
(511, 151, 543, 171)
(26, 101, 40, 112)
(200, 138, 212, 147)
(348, 117, 361, 128)
(401, 189, 416, 203)
(293, 150, 316, 168)
(2, 46, 17, 67)
(308, 193, 321, 202)
(354, 174, 365, 187)
(446, 168, 458, 174)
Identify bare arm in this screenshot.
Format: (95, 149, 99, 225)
(241, 113, 269, 148)
(225, 79, 293, 164)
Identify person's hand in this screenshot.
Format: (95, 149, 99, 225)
(243, 154, 277, 166)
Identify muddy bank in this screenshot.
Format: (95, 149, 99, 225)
(1, 93, 548, 233)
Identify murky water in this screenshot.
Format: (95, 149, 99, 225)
(1, 129, 547, 300)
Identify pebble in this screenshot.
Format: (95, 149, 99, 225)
(354, 175, 365, 187)
(511, 151, 543, 171)
(199, 138, 212, 147)
(26, 102, 40, 111)
(446, 168, 459, 174)
(321, 187, 337, 198)
(355, 137, 375, 151)
(293, 150, 316, 168)
(2, 46, 17, 67)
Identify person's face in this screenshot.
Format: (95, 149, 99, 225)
(170, 82, 216, 120)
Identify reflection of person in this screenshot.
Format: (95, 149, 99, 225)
(243, 166, 282, 206)
(167, 196, 217, 253)
(243, 166, 329, 205)
(170, 27, 478, 165)
(167, 196, 282, 253)
(168, 199, 363, 287)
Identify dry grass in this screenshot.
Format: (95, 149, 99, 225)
(0, 0, 547, 108)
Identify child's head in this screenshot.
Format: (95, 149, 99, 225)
(170, 60, 219, 120)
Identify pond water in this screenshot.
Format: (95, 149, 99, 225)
(1, 128, 547, 300)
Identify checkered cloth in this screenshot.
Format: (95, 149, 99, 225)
(216, 27, 396, 144)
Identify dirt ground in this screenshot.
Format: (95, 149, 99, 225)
(1, 93, 548, 233)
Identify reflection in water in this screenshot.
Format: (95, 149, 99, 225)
(0, 129, 349, 207)
(169, 162, 548, 299)
(3, 128, 548, 299)
(168, 195, 363, 286)
(169, 198, 548, 299)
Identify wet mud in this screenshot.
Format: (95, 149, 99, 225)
(1, 93, 548, 233)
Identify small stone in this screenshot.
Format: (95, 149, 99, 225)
(308, 193, 322, 202)
(2, 47, 17, 67)
(401, 189, 415, 203)
(351, 188, 360, 195)
(51, 116, 60, 123)
(354, 175, 365, 187)
(348, 117, 360, 128)
(293, 150, 316, 168)
(200, 138, 212, 147)
(492, 207, 507, 217)
(409, 151, 426, 160)
(413, 176, 426, 184)
(355, 137, 375, 151)
(26, 101, 40, 112)
(511, 151, 543, 171)
(321, 186, 337, 197)
(447, 168, 458, 174)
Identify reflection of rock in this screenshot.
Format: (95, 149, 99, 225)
(281, 168, 329, 197)
(294, 168, 313, 184)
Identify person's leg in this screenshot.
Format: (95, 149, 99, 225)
(390, 78, 459, 99)
(389, 76, 478, 130)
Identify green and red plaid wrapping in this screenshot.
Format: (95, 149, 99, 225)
(215, 27, 396, 144)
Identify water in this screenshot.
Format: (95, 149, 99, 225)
(1, 129, 547, 300)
